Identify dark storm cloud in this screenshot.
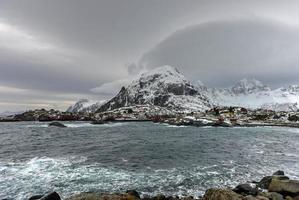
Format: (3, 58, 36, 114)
(140, 19, 299, 87)
(1, 0, 299, 111)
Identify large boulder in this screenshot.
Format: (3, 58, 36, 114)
(48, 122, 67, 128)
(273, 171, 285, 176)
(257, 175, 289, 190)
(28, 195, 44, 200)
(65, 193, 101, 200)
(202, 188, 245, 200)
(268, 192, 283, 200)
(125, 190, 140, 199)
(40, 192, 61, 200)
(244, 195, 269, 200)
(233, 184, 258, 196)
(257, 176, 273, 190)
(268, 179, 299, 196)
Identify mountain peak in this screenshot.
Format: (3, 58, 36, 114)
(238, 78, 263, 86)
(145, 65, 181, 75)
(138, 65, 186, 85)
(97, 65, 212, 112)
(231, 78, 270, 94)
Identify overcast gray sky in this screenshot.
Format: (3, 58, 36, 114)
(0, 0, 299, 112)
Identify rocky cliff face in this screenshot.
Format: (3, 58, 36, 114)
(97, 66, 212, 112)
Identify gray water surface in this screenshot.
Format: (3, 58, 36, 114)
(0, 122, 299, 199)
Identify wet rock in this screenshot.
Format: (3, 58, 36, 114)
(180, 196, 193, 200)
(126, 190, 140, 199)
(48, 122, 66, 128)
(284, 196, 293, 200)
(268, 179, 299, 196)
(256, 192, 271, 199)
(233, 183, 258, 196)
(257, 175, 289, 190)
(141, 194, 151, 200)
(255, 196, 269, 200)
(202, 188, 244, 200)
(257, 176, 273, 189)
(65, 193, 101, 200)
(273, 171, 285, 176)
(28, 194, 44, 200)
(244, 195, 269, 200)
(66, 193, 139, 200)
(40, 192, 61, 200)
(268, 192, 283, 200)
(244, 195, 256, 200)
(153, 194, 166, 200)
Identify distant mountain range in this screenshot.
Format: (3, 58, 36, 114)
(67, 66, 299, 113)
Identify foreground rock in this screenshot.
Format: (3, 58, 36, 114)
(257, 171, 290, 190)
(65, 192, 196, 200)
(29, 192, 61, 200)
(202, 188, 244, 200)
(48, 122, 67, 128)
(66, 192, 140, 200)
(233, 184, 258, 196)
(28, 171, 299, 200)
(269, 179, 299, 196)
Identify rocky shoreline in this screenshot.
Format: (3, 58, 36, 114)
(25, 171, 299, 200)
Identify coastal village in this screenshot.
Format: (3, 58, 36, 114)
(1, 105, 299, 128)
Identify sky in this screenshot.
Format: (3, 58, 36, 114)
(0, 0, 299, 112)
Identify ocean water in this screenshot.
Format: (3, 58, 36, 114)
(0, 122, 299, 200)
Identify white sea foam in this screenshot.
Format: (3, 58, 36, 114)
(0, 156, 253, 200)
(26, 124, 48, 128)
(64, 123, 94, 128)
(166, 125, 187, 128)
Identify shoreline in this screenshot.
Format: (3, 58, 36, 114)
(25, 171, 299, 200)
(1, 119, 299, 129)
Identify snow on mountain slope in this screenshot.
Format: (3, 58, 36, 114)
(231, 78, 271, 94)
(67, 99, 106, 113)
(204, 79, 299, 111)
(97, 65, 212, 112)
(72, 68, 298, 113)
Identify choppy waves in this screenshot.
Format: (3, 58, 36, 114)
(1, 122, 299, 200)
(0, 156, 240, 199)
(1, 156, 298, 200)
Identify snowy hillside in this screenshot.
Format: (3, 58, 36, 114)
(204, 79, 299, 111)
(97, 65, 212, 112)
(70, 68, 298, 113)
(67, 99, 106, 113)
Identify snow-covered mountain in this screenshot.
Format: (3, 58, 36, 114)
(69, 66, 299, 113)
(204, 78, 299, 111)
(97, 65, 212, 112)
(66, 99, 106, 113)
(231, 78, 271, 94)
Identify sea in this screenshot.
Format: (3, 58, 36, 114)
(0, 121, 299, 199)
